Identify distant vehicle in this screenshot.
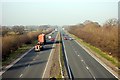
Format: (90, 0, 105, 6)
(64, 37, 67, 40)
(69, 38, 73, 40)
(55, 28, 58, 32)
(50, 38, 55, 42)
(48, 35, 52, 39)
(34, 33, 46, 51)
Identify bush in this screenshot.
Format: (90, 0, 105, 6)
(2, 32, 40, 60)
(67, 19, 118, 60)
(1, 26, 11, 36)
(2, 27, 54, 61)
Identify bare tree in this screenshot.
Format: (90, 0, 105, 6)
(104, 18, 118, 27)
(12, 26, 25, 34)
(2, 26, 11, 36)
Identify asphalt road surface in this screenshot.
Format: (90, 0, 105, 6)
(61, 30, 117, 79)
(2, 31, 58, 79)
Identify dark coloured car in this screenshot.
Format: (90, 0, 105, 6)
(64, 37, 67, 40)
(50, 38, 55, 41)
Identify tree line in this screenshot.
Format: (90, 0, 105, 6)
(66, 18, 119, 61)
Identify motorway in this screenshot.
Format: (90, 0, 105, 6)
(61, 30, 117, 79)
(1, 29, 118, 79)
(2, 31, 58, 79)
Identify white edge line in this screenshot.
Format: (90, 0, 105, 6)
(0, 47, 34, 76)
(62, 33, 72, 79)
(59, 51, 64, 78)
(19, 74, 23, 78)
(86, 66, 89, 70)
(59, 33, 64, 78)
(42, 32, 58, 78)
(74, 38, 118, 79)
(58, 32, 64, 78)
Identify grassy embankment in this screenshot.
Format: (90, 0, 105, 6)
(2, 29, 53, 66)
(2, 40, 37, 66)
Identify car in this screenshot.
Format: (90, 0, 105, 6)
(64, 37, 67, 40)
(50, 38, 55, 41)
(48, 35, 52, 39)
(69, 38, 73, 40)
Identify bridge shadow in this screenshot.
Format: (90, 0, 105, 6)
(2, 60, 47, 72)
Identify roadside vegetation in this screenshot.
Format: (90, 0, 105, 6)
(1, 25, 53, 66)
(66, 18, 119, 67)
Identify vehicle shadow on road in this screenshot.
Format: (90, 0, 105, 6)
(45, 41, 54, 45)
(45, 40, 60, 45)
(2, 60, 47, 71)
(42, 40, 60, 51)
(42, 46, 53, 51)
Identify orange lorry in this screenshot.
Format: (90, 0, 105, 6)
(34, 33, 46, 51)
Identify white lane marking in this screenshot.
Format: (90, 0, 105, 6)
(81, 60, 84, 62)
(65, 31, 98, 80)
(33, 58, 36, 61)
(19, 74, 23, 78)
(0, 47, 34, 76)
(20, 64, 30, 78)
(0, 72, 4, 76)
(86, 66, 89, 70)
(74, 50, 78, 56)
(79, 56, 96, 80)
(33, 54, 39, 61)
(42, 32, 58, 78)
(75, 40, 118, 79)
(93, 77, 96, 80)
(66, 30, 118, 78)
(69, 37, 96, 79)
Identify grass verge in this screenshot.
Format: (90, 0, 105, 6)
(2, 40, 37, 66)
(60, 33, 68, 78)
(49, 32, 62, 78)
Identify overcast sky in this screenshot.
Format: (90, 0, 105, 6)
(1, 0, 119, 26)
